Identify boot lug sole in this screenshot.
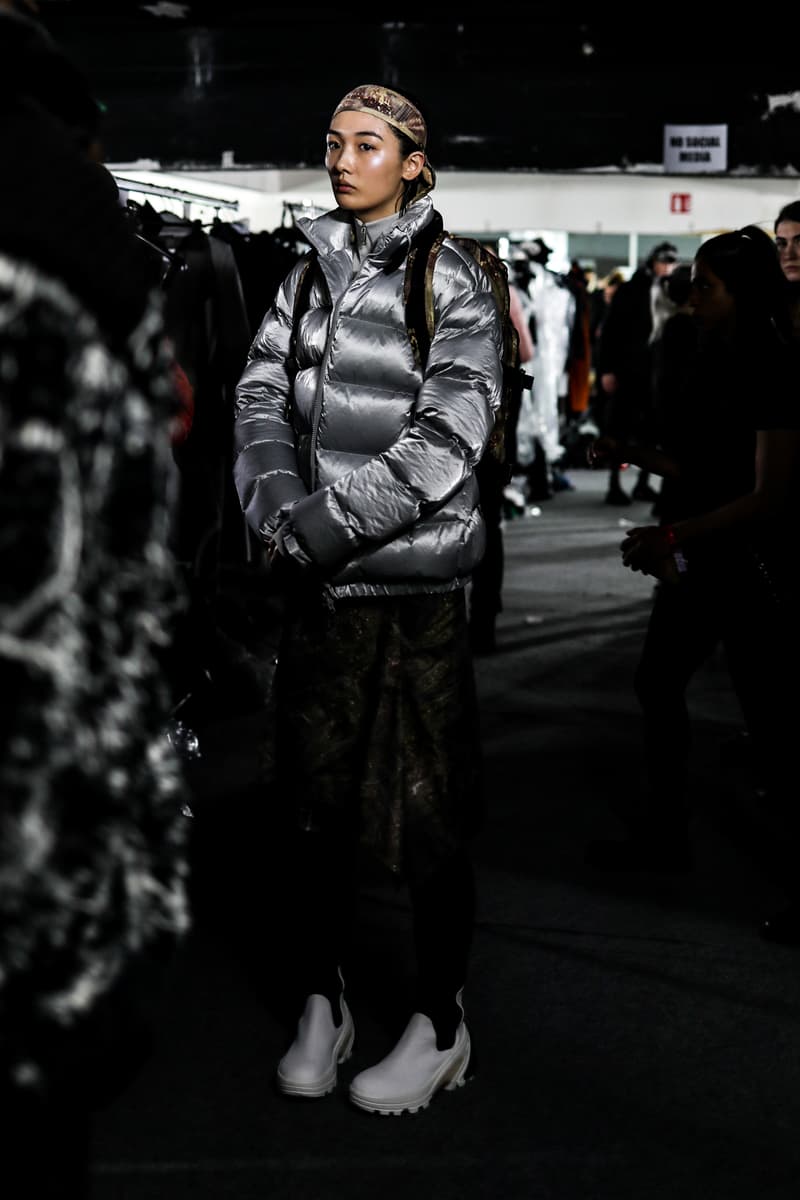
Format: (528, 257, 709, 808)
(276, 1010, 355, 1098)
(349, 1041, 472, 1116)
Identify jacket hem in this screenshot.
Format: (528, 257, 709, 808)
(324, 577, 470, 600)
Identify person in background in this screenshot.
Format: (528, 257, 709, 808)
(584, 228, 800, 940)
(586, 269, 624, 460)
(648, 263, 697, 522)
(753, 199, 800, 944)
(774, 199, 800, 336)
(596, 241, 679, 506)
(711, 204, 800, 918)
(509, 267, 536, 367)
(564, 259, 593, 422)
(233, 83, 503, 1115)
(507, 248, 549, 504)
(0, 11, 191, 1196)
(557, 259, 598, 476)
(467, 263, 534, 653)
(524, 237, 577, 494)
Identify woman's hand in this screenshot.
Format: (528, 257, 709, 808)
(266, 532, 321, 594)
(619, 525, 675, 579)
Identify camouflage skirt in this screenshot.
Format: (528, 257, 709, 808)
(269, 588, 484, 884)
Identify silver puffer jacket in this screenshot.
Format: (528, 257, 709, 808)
(233, 194, 503, 598)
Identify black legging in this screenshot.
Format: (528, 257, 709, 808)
(282, 828, 474, 1047)
(410, 851, 475, 1047)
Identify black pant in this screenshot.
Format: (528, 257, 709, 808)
(282, 828, 474, 1047)
(634, 567, 798, 858)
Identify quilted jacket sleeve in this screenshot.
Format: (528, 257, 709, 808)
(232, 256, 311, 540)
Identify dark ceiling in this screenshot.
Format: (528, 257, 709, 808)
(25, 2, 800, 173)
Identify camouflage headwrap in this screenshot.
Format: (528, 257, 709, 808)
(331, 83, 435, 200)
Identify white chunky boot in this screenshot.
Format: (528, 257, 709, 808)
(276, 989, 355, 1098)
(348, 991, 471, 1115)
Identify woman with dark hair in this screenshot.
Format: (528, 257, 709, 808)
(774, 199, 800, 336)
(585, 227, 800, 926)
(233, 84, 503, 1115)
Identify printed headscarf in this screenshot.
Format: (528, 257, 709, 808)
(331, 83, 436, 201)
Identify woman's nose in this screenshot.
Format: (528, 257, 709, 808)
(332, 147, 353, 173)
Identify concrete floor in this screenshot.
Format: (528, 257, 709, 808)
(89, 466, 800, 1200)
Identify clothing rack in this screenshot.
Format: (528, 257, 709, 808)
(111, 173, 240, 219)
(282, 199, 326, 225)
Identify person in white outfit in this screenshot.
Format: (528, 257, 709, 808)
(524, 239, 576, 483)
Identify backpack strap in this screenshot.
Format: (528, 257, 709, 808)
(207, 232, 253, 398)
(289, 248, 318, 369)
(403, 210, 445, 368)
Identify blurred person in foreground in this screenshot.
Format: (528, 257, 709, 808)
(0, 10, 190, 1196)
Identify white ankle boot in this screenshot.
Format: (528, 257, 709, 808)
(348, 993, 471, 1116)
(276, 992, 355, 1098)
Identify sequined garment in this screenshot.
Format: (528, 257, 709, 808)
(0, 255, 190, 1088)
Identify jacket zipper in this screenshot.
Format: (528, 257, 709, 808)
(309, 283, 348, 616)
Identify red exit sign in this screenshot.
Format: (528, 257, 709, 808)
(670, 192, 692, 214)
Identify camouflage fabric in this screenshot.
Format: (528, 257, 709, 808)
(268, 588, 483, 884)
(332, 83, 428, 149)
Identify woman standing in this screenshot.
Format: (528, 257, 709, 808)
(585, 227, 800, 919)
(233, 84, 503, 1114)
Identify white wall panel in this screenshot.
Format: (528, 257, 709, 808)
(110, 165, 800, 238)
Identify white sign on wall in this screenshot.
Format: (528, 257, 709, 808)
(663, 124, 727, 173)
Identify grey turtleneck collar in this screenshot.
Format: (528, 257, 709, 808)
(351, 211, 402, 270)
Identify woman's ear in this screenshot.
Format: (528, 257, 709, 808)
(402, 150, 425, 181)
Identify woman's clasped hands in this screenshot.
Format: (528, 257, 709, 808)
(619, 525, 681, 585)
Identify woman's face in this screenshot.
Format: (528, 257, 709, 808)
(325, 109, 423, 223)
(775, 218, 800, 284)
(689, 257, 736, 334)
